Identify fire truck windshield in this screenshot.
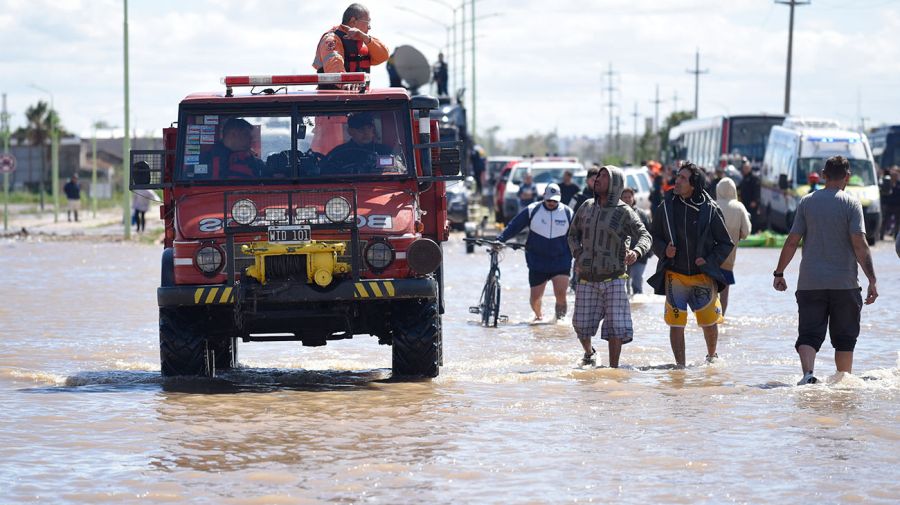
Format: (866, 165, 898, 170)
(177, 109, 412, 182)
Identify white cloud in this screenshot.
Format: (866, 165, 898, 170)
(0, 0, 897, 142)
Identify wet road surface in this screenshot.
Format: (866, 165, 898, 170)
(1, 236, 898, 504)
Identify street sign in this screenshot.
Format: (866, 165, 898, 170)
(0, 153, 15, 173)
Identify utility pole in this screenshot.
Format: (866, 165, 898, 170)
(460, 2, 466, 99)
(649, 84, 663, 133)
(776, 0, 809, 114)
(123, 0, 131, 239)
(2, 93, 9, 231)
(471, 0, 476, 139)
(603, 63, 617, 156)
(631, 102, 639, 164)
(686, 48, 709, 118)
(672, 90, 679, 113)
(615, 116, 621, 156)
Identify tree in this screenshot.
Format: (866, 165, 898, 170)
(11, 101, 66, 200)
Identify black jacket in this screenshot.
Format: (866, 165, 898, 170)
(647, 190, 734, 294)
(739, 172, 761, 211)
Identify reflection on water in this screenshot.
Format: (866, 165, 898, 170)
(1, 239, 899, 503)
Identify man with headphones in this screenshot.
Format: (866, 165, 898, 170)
(647, 161, 734, 368)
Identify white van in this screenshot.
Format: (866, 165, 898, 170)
(760, 123, 881, 244)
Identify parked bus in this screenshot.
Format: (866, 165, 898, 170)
(760, 122, 881, 244)
(667, 114, 786, 169)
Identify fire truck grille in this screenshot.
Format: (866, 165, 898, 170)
(264, 255, 307, 281)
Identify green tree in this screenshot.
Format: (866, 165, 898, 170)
(12, 101, 65, 199)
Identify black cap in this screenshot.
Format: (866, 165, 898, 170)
(347, 113, 375, 129)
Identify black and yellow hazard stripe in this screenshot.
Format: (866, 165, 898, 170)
(353, 280, 396, 299)
(192, 286, 235, 305)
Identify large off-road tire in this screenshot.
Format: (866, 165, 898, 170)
(159, 307, 236, 377)
(391, 299, 441, 378)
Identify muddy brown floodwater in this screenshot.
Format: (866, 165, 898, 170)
(1, 236, 898, 504)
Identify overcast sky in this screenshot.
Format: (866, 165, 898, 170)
(1, 0, 898, 141)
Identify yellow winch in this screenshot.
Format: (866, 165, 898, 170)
(241, 241, 350, 287)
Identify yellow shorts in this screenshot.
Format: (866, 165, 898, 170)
(663, 271, 723, 327)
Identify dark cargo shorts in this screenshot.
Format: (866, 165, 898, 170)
(528, 269, 569, 288)
(795, 288, 862, 352)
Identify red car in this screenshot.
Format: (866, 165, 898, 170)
(493, 160, 524, 223)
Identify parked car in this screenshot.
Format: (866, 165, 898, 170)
(502, 158, 583, 220)
(446, 179, 470, 230)
(493, 159, 526, 223)
(620, 166, 653, 210)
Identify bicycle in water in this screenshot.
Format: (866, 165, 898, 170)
(465, 238, 524, 327)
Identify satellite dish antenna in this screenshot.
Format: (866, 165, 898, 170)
(393, 45, 431, 94)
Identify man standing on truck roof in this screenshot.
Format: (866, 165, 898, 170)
(313, 4, 389, 82)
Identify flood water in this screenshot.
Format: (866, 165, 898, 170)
(1, 236, 898, 504)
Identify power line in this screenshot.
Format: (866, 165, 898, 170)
(776, 0, 810, 114)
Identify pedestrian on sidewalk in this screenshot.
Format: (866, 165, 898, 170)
(773, 155, 878, 385)
(715, 177, 751, 317)
(63, 175, 81, 222)
(132, 189, 159, 233)
(647, 162, 733, 367)
(567, 166, 650, 368)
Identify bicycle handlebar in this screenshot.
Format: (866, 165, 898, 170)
(463, 238, 525, 250)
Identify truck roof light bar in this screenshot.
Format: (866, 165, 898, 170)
(221, 73, 370, 96)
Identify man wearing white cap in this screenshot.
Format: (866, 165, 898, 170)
(497, 183, 574, 322)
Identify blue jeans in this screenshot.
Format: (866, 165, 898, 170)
(628, 261, 647, 295)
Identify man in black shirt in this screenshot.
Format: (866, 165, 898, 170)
(323, 113, 393, 174)
(558, 170, 581, 208)
(738, 158, 761, 232)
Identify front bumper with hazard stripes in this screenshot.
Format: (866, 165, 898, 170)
(157, 278, 437, 307)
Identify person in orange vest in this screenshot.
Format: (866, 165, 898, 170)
(313, 4, 389, 80)
(311, 4, 390, 155)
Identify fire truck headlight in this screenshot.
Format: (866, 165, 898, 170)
(325, 197, 351, 223)
(364, 240, 394, 272)
(195, 246, 224, 275)
(232, 199, 257, 225)
(407, 238, 442, 275)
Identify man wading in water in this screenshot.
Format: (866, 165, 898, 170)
(648, 162, 733, 368)
(568, 166, 650, 367)
(772, 155, 878, 385)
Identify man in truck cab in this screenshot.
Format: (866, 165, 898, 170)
(199, 117, 265, 179)
(322, 113, 396, 174)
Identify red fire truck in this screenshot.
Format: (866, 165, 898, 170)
(130, 72, 461, 378)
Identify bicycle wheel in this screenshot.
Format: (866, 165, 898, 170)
(481, 276, 496, 327)
(490, 278, 501, 327)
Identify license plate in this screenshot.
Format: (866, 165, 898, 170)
(267, 225, 311, 244)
